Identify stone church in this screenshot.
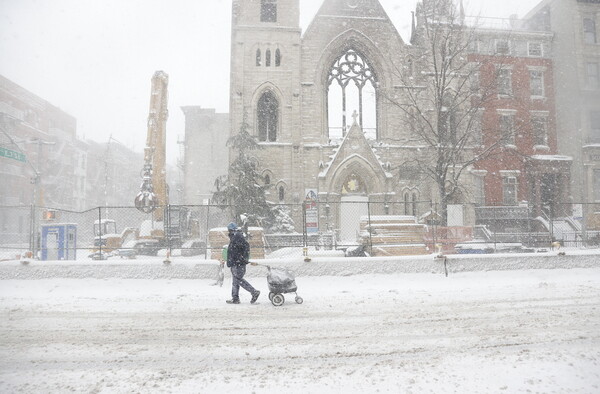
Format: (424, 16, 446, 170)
(184, 0, 477, 237)
(228, 0, 448, 235)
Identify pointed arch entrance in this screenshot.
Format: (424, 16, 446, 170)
(339, 172, 369, 243)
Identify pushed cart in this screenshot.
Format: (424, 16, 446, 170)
(266, 265, 303, 306)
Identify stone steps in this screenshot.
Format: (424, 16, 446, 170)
(360, 216, 429, 256)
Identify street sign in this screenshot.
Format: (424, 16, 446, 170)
(0, 147, 26, 162)
(304, 189, 319, 233)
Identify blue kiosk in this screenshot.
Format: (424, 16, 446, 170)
(41, 224, 77, 261)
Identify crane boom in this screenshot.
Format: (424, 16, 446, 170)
(134, 71, 169, 221)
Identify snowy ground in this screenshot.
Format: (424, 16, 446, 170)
(1, 268, 599, 393)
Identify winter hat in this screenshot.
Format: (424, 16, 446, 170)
(227, 222, 238, 231)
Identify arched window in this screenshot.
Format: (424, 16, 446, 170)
(440, 94, 458, 144)
(412, 193, 418, 217)
(328, 49, 378, 140)
(275, 49, 281, 66)
(404, 193, 410, 215)
(257, 91, 278, 142)
(266, 49, 271, 67)
(264, 174, 271, 185)
(256, 49, 261, 66)
(278, 186, 285, 202)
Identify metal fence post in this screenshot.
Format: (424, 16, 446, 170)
(166, 204, 171, 257)
(493, 205, 497, 252)
(430, 201, 436, 254)
(367, 200, 373, 255)
(549, 204, 554, 250)
(29, 203, 35, 256)
(98, 206, 103, 259)
(205, 204, 210, 260)
(302, 202, 307, 254)
(527, 202, 532, 247)
(582, 202, 588, 248)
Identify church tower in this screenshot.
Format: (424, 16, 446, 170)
(230, 0, 301, 143)
(229, 0, 302, 209)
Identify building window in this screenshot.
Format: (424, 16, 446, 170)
(469, 68, 480, 93)
(587, 63, 599, 89)
(264, 174, 271, 185)
(265, 49, 271, 67)
(256, 49, 261, 66)
(257, 91, 278, 142)
(591, 111, 600, 143)
(502, 176, 518, 206)
(473, 175, 485, 206)
(497, 68, 512, 96)
(495, 39, 510, 55)
(594, 169, 600, 202)
(328, 49, 378, 140)
(499, 113, 516, 145)
(530, 70, 544, 97)
(278, 185, 285, 202)
(275, 48, 281, 66)
(403, 192, 418, 216)
(472, 109, 483, 146)
(469, 39, 481, 53)
(532, 116, 548, 146)
(439, 96, 458, 144)
(261, 0, 277, 23)
(528, 42, 543, 57)
(584, 17, 597, 44)
(412, 193, 418, 217)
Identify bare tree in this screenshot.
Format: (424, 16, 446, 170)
(384, 0, 505, 224)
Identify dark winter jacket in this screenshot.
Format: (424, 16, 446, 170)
(226, 230, 250, 267)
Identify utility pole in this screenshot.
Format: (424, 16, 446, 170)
(28, 138, 55, 257)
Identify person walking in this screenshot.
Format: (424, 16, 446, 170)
(225, 222, 260, 304)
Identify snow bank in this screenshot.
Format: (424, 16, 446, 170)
(0, 249, 598, 280)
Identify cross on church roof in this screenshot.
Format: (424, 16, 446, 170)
(351, 110, 359, 125)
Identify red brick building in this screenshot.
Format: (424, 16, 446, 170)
(469, 19, 571, 231)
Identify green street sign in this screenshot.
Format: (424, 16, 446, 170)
(0, 147, 26, 162)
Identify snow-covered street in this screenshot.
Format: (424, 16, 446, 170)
(1, 268, 599, 393)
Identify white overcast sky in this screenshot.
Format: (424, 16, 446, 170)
(0, 0, 541, 165)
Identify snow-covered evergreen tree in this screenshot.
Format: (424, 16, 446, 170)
(269, 205, 296, 234)
(212, 118, 272, 227)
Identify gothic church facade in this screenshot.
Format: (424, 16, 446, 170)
(229, 0, 451, 235)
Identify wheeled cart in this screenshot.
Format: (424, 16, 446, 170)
(266, 265, 303, 306)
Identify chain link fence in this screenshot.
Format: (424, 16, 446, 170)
(1, 201, 599, 261)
